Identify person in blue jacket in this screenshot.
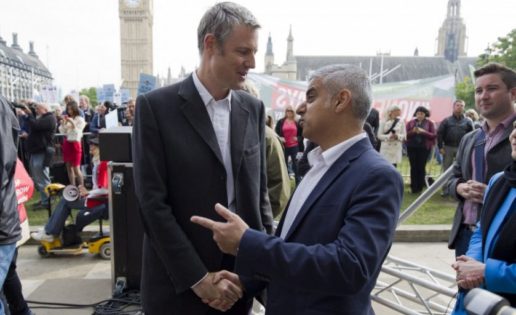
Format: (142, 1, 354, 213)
(452, 122, 516, 314)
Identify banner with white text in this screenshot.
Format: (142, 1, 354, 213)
(247, 73, 455, 123)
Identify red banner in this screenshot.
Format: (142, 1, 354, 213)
(14, 159, 34, 223)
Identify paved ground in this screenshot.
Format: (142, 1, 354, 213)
(16, 242, 457, 315)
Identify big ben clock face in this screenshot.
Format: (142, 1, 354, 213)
(124, 0, 141, 8)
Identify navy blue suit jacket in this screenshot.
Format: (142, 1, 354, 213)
(235, 138, 403, 315)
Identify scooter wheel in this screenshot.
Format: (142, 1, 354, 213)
(38, 245, 50, 258)
(99, 242, 111, 260)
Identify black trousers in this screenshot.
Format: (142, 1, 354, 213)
(1, 248, 31, 315)
(407, 146, 430, 193)
(284, 146, 300, 185)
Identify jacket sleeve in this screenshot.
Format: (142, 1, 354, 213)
(447, 132, 472, 201)
(26, 113, 55, 133)
(377, 121, 388, 141)
(296, 121, 304, 152)
(235, 164, 402, 295)
(258, 104, 274, 234)
(265, 128, 291, 218)
(465, 223, 483, 261)
(406, 120, 416, 139)
(96, 161, 109, 189)
(132, 94, 208, 293)
(89, 113, 100, 133)
(437, 119, 447, 149)
(398, 120, 407, 142)
(275, 119, 284, 137)
(485, 259, 516, 293)
(423, 120, 437, 140)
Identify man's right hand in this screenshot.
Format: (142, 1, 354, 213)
(192, 271, 243, 312)
(456, 180, 487, 204)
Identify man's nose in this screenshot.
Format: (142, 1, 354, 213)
(296, 101, 306, 115)
(480, 89, 490, 99)
(245, 55, 255, 69)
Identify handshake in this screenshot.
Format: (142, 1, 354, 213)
(190, 203, 252, 311)
(192, 270, 244, 312)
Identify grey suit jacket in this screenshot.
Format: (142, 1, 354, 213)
(447, 116, 516, 249)
(132, 75, 273, 314)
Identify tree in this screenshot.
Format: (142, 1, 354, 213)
(79, 87, 98, 107)
(455, 76, 475, 109)
(477, 28, 516, 68)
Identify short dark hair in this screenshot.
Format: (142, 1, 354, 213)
(413, 106, 430, 118)
(474, 63, 516, 90)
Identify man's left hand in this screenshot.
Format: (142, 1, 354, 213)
(191, 203, 249, 255)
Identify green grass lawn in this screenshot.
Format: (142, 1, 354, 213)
(27, 154, 457, 226)
(397, 156, 456, 224)
(399, 184, 456, 225)
(25, 194, 86, 226)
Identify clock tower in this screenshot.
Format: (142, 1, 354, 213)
(119, 0, 153, 99)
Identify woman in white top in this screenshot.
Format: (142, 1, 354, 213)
(378, 105, 406, 167)
(59, 100, 86, 186)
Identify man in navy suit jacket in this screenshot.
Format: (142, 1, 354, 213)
(192, 64, 404, 314)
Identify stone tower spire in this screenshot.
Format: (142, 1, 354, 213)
(447, 0, 461, 18)
(436, 0, 466, 62)
(286, 25, 295, 63)
(264, 33, 274, 74)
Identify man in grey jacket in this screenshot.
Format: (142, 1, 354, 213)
(0, 95, 22, 315)
(447, 63, 516, 258)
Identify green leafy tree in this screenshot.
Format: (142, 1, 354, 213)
(79, 87, 98, 107)
(477, 28, 516, 68)
(455, 76, 475, 109)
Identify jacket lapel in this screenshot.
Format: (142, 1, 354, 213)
(283, 138, 369, 240)
(229, 92, 249, 177)
(178, 75, 224, 165)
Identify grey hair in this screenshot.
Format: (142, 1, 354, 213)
(80, 95, 90, 103)
(36, 102, 50, 112)
(309, 64, 372, 121)
(197, 2, 260, 54)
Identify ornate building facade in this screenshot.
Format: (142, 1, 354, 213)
(0, 33, 52, 101)
(436, 0, 467, 62)
(265, 1, 472, 84)
(119, 0, 153, 98)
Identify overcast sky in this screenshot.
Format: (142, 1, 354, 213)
(0, 0, 514, 94)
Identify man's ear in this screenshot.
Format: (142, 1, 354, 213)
(204, 33, 217, 53)
(334, 89, 352, 113)
(510, 86, 516, 102)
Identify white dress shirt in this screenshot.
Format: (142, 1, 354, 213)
(192, 71, 235, 211)
(280, 132, 367, 239)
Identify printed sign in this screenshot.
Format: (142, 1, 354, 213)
(137, 73, 157, 96)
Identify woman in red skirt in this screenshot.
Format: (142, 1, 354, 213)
(59, 100, 86, 186)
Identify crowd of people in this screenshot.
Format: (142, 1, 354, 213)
(0, 2, 515, 314)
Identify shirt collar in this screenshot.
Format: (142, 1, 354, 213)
(482, 112, 516, 134)
(192, 70, 232, 109)
(308, 132, 368, 168)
